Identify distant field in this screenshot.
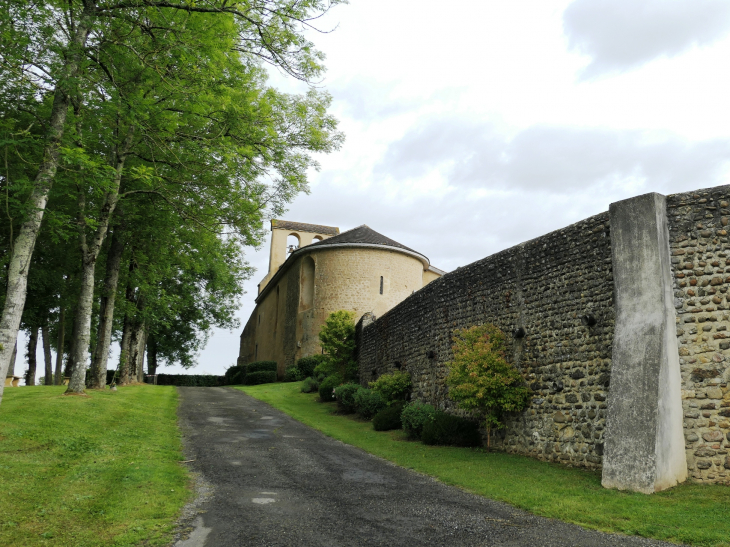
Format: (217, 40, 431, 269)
(238, 381, 730, 547)
(0, 385, 189, 547)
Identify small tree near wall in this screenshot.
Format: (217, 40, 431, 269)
(446, 324, 530, 448)
(317, 310, 357, 381)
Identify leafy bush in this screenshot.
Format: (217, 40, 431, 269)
(155, 374, 224, 386)
(246, 361, 278, 374)
(243, 371, 277, 386)
(353, 387, 386, 419)
(400, 401, 437, 439)
(421, 411, 482, 447)
(317, 311, 358, 381)
(296, 355, 327, 378)
(284, 366, 304, 382)
(318, 374, 342, 402)
(334, 383, 360, 413)
(369, 371, 411, 404)
(224, 364, 246, 385)
(446, 324, 530, 447)
(373, 402, 405, 431)
(300, 377, 319, 393)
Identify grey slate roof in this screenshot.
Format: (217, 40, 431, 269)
(271, 219, 339, 235)
(306, 225, 422, 256)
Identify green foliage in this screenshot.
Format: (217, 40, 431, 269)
(400, 401, 438, 440)
(284, 366, 305, 382)
(446, 324, 530, 446)
(334, 383, 360, 413)
(372, 402, 405, 431)
(243, 371, 277, 386)
(155, 374, 223, 387)
(300, 377, 319, 393)
(296, 355, 326, 378)
(246, 361, 278, 374)
(369, 371, 411, 405)
(317, 311, 358, 381)
(318, 374, 342, 402)
(224, 364, 246, 385)
(353, 387, 386, 419)
(421, 411, 482, 447)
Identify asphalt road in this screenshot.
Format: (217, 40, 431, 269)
(174, 387, 682, 547)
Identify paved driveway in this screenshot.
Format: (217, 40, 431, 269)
(174, 387, 682, 547)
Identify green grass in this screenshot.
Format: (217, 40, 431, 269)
(0, 385, 190, 547)
(237, 382, 730, 547)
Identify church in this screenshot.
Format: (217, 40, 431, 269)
(237, 220, 444, 376)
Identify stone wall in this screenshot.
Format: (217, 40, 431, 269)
(667, 185, 730, 484)
(358, 212, 615, 469)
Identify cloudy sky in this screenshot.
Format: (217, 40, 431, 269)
(19, 0, 730, 379)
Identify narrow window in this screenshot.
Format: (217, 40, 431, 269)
(258, 314, 261, 325)
(379, 276, 383, 295)
(255, 344, 258, 360)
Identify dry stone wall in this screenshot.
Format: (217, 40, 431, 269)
(667, 185, 730, 485)
(358, 212, 614, 469)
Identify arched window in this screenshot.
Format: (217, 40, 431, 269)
(300, 256, 315, 311)
(287, 233, 300, 254)
(313, 235, 323, 242)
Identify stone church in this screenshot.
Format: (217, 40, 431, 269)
(237, 220, 444, 375)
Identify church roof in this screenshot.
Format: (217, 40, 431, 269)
(306, 225, 421, 255)
(271, 219, 339, 235)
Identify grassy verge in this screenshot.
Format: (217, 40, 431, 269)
(237, 382, 730, 547)
(0, 385, 189, 547)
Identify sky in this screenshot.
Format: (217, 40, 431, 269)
(17, 0, 730, 380)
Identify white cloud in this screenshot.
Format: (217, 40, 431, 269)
(563, 0, 730, 78)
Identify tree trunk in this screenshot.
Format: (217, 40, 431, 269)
(42, 325, 52, 385)
(65, 128, 134, 395)
(135, 325, 147, 383)
(54, 307, 65, 385)
(0, 14, 92, 405)
(89, 222, 125, 389)
(147, 335, 157, 376)
(25, 328, 38, 386)
(118, 315, 133, 386)
(6, 341, 16, 379)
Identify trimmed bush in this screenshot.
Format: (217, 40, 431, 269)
(224, 364, 246, 385)
(421, 411, 482, 447)
(300, 377, 319, 393)
(373, 402, 405, 431)
(246, 361, 278, 374)
(354, 387, 386, 419)
(334, 383, 360, 413)
(284, 366, 304, 382)
(318, 374, 342, 402)
(401, 401, 437, 440)
(296, 355, 326, 378)
(243, 370, 277, 386)
(369, 371, 411, 404)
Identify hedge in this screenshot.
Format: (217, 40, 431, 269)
(243, 370, 277, 386)
(246, 361, 278, 374)
(155, 374, 225, 387)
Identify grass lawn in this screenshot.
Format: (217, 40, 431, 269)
(237, 381, 730, 547)
(0, 384, 189, 547)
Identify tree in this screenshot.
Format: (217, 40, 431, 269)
(445, 324, 530, 448)
(317, 310, 357, 381)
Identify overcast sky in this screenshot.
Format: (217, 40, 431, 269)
(18, 0, 730, 380)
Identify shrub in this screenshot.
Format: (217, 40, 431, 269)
(421, 411, 482, 447)
(369, 371, 411, 404)
(284, 366, 304, 382)
(373, 402, 405, 431)
(446, 324, 530, 447)
(246, 361, 278, 374)
(296, 355, 326, 378)
(300, 377, 319, 393)
(317, 310, 358, 381)
(318, 374, 342, 402)
(334, 383, 360, 413)
(224, 364, 246, 385)
(354, 387, 386, 419)
(243, 371, 277, 386)
(401, 401, 437, 439)
(155, 374, 224, 387)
